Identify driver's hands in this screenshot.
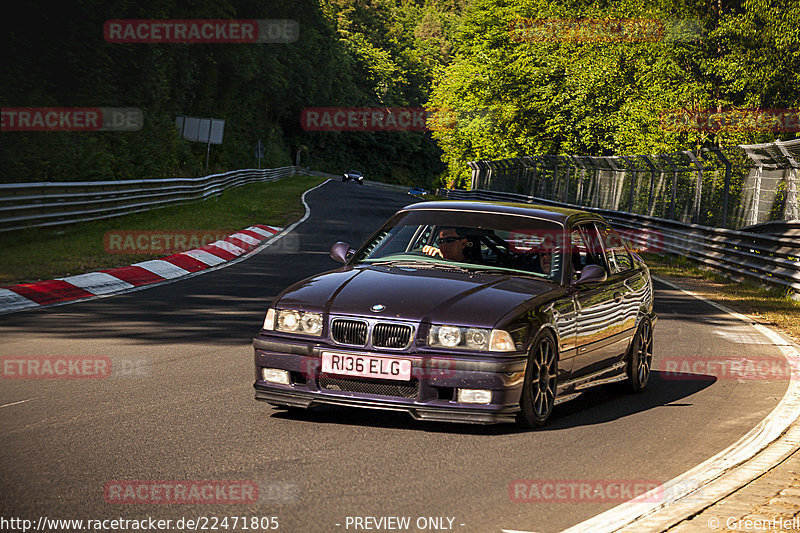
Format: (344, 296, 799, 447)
(421, 245, 442, 257)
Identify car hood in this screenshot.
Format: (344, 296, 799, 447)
(275, 264, 558, 328)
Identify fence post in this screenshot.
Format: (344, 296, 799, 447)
(750, 167, 762, 226)
(775, 140, 799, 221)
(528, 157, 539, 197)
(572, 156, 587, 205)
(468, 161, 479, 190)
(605, 157, 623, 210)
(705, 147, 731, 227)
(623, 156, 638, 213)
(661, 154, 679, 220)
(685, 151, 704, 224)
(640, 155, 657, 216)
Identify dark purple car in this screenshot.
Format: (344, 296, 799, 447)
(253, 201, 656, 427)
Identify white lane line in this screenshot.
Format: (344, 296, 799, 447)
(132, 260, 190, 279)
(550, 276, 800, 533)
(180, 249, 227, 266)
(61, 272, 135, 295)
(0, 289, 39, 312)
(0, 397, 42, 409)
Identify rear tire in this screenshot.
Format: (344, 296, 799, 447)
(517, 332, 558, 428)
(626, 317, 653, 393)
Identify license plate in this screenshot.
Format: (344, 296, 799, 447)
(321, 352, 412, 381)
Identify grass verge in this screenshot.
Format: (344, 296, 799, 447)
(643, 252, 800, 344)
(1, 175, 326, 285)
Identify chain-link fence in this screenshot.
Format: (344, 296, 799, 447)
(467, 139, 799, 230)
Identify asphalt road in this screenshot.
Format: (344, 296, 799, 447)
(0, 179, 790, 533)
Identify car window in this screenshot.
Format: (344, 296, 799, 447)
(353, 211, 565, 281)
(366, 225, 426, 257)
(569, 223, 605, 278)
(596, 222, 632, 274)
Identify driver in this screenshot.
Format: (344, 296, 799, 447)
(422, 227, 470, 262)
(535, 235, 554, 274)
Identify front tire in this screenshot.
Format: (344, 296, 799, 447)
(517, 332, 558, 428)
(626, 317, 653, 393)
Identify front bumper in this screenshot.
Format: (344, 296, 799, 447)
(253, 336, 527, 425)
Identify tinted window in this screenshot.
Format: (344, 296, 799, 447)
(353, 210, 565, 281)
(569, 223, 605, 279)
(596, 222, 632, 274)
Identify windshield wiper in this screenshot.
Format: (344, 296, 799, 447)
(461, 265, 554, 281)
(370, 259, 472, 273)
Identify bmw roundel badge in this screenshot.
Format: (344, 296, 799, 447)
(371, 304, 386, 312)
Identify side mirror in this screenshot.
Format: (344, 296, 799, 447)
(330, 241, 355, 263)
(574, 264, 607, 285)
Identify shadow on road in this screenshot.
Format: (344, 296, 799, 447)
(267, 369, 718, 435)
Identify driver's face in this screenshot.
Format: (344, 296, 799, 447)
(539, 252, 552, 273)
(438, 229, 467, 261)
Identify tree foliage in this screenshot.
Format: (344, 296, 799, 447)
(2, 1, 796, 188)
(0, 0, 463, 185)
(428, 0, 800, 187)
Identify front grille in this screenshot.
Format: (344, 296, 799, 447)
(318, 376, 419, 399)
(372, 323, 413, 349)
(331, 319, 368, 346)
(329, 317, 415, 349)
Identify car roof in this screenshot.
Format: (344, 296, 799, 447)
(400, 200, 595, 224)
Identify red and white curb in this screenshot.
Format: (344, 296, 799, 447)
(0, 225, 282, 314)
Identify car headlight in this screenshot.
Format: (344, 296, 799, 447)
(428, 325, 516, 352)
(263, 308, 323, 336)
(263, 308, 275, 330)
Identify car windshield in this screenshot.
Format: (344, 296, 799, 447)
(353, 209, 565, 282)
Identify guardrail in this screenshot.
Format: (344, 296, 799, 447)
(0, 167, 335, 232)
(435, 188, 800, 293)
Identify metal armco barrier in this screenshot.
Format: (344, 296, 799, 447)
(0, 167, 334, 232)
(435, 188, 800, 293)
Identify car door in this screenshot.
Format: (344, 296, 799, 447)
(594, 221, 642, 363)
(570, 221, 630, 379)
